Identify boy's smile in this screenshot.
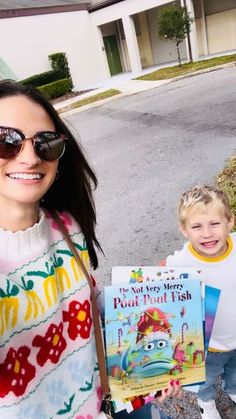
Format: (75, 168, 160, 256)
(180, 205, 234, 258)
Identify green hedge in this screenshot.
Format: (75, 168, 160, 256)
(37, 78, 72, 100)
(21, 70, 63, 87)
(49, 52, 69, 75)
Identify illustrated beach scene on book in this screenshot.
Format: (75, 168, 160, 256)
(104, 279, 205, 401)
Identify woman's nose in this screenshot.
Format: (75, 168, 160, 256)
(16, 138, 41, 165)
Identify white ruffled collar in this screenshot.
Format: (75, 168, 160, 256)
(0, 210, 48, 263)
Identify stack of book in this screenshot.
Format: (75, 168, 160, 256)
(104, 266, 220, 413)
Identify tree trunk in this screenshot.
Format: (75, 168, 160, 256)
(176, 41, 181, 66)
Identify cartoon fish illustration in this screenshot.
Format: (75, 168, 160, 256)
(121, 307, 177, 378)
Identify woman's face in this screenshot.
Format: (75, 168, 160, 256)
(0, 95, 58, 207)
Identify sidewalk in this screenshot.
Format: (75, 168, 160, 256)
(53, 66, 170, 115)
(54, 61, 235, 116)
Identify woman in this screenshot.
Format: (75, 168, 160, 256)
(0, 79, 101, 418)
(0, 80, 181, 418)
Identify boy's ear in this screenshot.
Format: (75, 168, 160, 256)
(179, 223, 189, 239)
(229, 215, 235, 230)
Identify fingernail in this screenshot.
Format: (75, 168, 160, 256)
(155, 390, 162, 397)
(175, 380, 180, 385)
(170, 380, 175, 386)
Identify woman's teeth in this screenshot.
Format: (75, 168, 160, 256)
(8, 173, 42, 179)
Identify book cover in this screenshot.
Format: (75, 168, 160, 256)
(184, 284, 221, 393)
(104, 279, 205, 400)
(112, 265, 205, 329)
(204, 285, 221, 353)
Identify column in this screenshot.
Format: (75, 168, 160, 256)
(200, 0, 209, 56)
(185, 0, 199, 61)
(122, 15, 142, 75)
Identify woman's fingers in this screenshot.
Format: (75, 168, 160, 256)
(154, 379, 183, 403)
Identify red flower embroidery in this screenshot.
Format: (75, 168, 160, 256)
(63, 300, 92, 340)
(0, 346, 35, 397)
(33, 322, 67, 366)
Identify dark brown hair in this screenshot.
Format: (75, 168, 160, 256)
(0, 79, 102, 268)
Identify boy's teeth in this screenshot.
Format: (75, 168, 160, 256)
(8, 173, 42, 179)
(202, 241, 216, 247)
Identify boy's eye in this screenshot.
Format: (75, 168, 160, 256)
(192, 225, 201, 229)
(211, 222, 220, 226)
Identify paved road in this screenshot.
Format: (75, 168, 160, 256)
(66, 66, 236, 286)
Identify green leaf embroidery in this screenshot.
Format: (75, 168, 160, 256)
(56, 393, 75, 415)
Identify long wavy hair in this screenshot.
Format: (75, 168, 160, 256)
(0, 80, 102, 269)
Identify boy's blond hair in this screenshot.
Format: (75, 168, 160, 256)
(178, 185, 233, 225)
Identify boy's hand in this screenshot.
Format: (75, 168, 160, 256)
(154, 380, 183, 403)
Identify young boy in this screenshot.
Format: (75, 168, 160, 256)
(164, 185, 236, 419)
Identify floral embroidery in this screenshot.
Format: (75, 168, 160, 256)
(63, 300, 92, 340)
(0, 346, 35, 397)
(45, 211, 72, 231)
(32, 323, 67, 366)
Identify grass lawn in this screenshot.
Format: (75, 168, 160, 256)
(58, 89, 121, 113)
(135, 54, 236, 81)
(217, 157, 236, 222)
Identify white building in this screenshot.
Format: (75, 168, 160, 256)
(0, 0, 235, 90)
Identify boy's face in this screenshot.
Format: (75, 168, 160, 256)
(180, 205, 234, 258)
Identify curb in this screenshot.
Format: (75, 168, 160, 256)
(60, 93, 124, 117)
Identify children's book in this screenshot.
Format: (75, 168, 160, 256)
(112, 266, 205, 318)
(104, 278, 205, 401)
(112, 266, 220, 354)
(185, 284, 221, 394)
(204, 285, 221, 353)
(110, 267, 220, 409)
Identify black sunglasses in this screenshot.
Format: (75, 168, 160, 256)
(0, 126, 66, 161)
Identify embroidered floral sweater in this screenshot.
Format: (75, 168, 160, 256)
(0, 210, 101, 419)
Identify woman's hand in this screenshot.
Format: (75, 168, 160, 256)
(154, 379, 183, 403)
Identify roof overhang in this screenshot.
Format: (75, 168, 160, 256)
(89, 0, 124, 12)
(0, 3, 89, 19)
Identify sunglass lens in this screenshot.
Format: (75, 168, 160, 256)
(0, 128, 22, 159)
(34, 132, 65, 161)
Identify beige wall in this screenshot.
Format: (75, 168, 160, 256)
(195, 18, 204, 56)
(196, 8, 236, 56)
(136, 12, 154, 68)
(207, 8, 236, 54)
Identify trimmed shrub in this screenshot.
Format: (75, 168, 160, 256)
(21, 70, 62, 87)
(37, 78, 72, 100)
(49, 52, 73, 89)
